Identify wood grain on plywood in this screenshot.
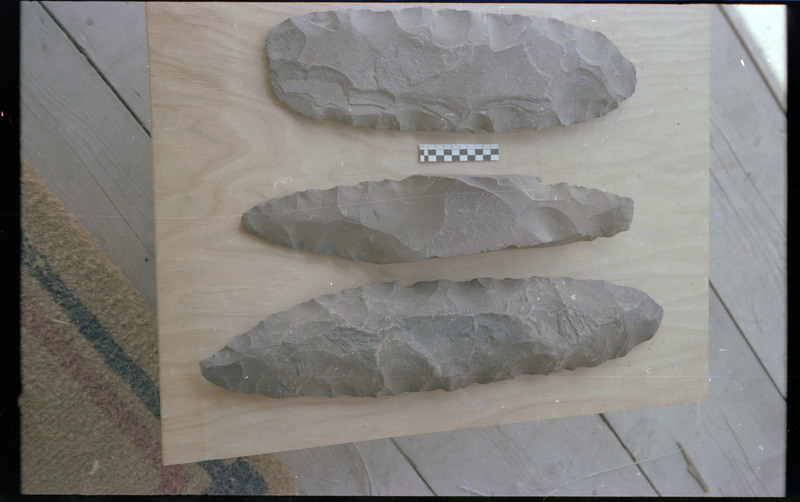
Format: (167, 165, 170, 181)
(148, 2, 709, 464)
(709, 7, 786, 396)
(20, 1, 156, 306)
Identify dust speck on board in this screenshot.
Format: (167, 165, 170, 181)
(87, 459, 100, 476)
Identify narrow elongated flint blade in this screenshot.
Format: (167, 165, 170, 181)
(200, 277, 663, 398)
(242, 175, 634, 264)
(267, 8, 636, 132)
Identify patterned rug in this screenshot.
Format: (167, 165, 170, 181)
(19, 163, 297, 495)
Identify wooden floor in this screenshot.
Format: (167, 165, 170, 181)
(21, 2, 786, 496)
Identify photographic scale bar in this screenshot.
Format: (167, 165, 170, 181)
(419, 144, 499, 163)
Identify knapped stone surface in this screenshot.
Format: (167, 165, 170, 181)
(267, 8, 636, 132)
(200, 277, 663, 398)
(242, 174, 633, 264)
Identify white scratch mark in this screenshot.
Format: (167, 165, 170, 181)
(459, 484, 490, 496)
(273, 176, 293, 190)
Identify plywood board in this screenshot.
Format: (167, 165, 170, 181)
(148, 2, 709, 465)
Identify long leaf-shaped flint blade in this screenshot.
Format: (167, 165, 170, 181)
(200, 277, 662, 398)
(268, 8, 636, 132)
(242, 175, 633, 263)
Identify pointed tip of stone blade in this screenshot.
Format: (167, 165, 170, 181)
(200, 348, 246, 393)
(199, 355, 228, 389)
(623, 284, 664, 347)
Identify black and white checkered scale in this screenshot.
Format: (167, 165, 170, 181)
(419, 144, 499, 162)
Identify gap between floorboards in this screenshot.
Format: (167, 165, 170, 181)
(389, 437, 437, 495)
(709, 281, 785, 399)
(38, 0, 151, 136)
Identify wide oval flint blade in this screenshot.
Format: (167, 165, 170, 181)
(200, 277, 663, 398)
(242, 175, 633, 264)
(267, 8, 636, 133)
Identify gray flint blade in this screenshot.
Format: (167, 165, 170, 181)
(242, 174, 634, 263)
(200, 277, 662, 398)
(267, 8, 636, 132)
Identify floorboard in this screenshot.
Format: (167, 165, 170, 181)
(393, 415, 658, 496)
(352, 439, 435, 495)
(721, 5, 787, 112)
(20, 1, 156, 306)
(43, 1, 151, 130)
(602, 288, 785, 496)
(708, 6, 786, 396)
(271, 444, 371, 495)
(274, 440, 433, 495)
(20, 2, 786, 495)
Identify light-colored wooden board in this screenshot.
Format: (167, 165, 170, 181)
(275, 439, 434, 495)
(708, 7, 786, 396)
(148, 2, 709, 464)
(20, 1, 157, 307)
(602, 288, 785, 496)
(393, 415, 657, 496)
(43, 1, 152, 129)
(721, 5, 786, 112)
